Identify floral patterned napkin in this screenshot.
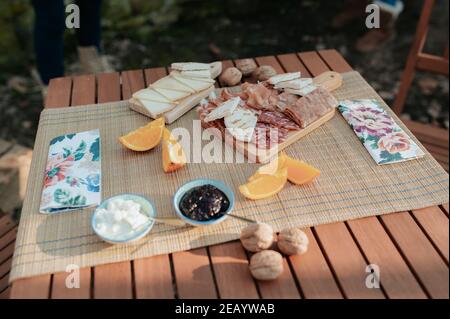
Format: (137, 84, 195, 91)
(338, 99, 425, 165)
(40, 129, 101, 214)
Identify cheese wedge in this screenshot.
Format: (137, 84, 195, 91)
(210, 61, 222, 79)
(151, 76, 195, 93)
(171, 62, 210, 71)
(284, 84, 318, 96)
(133, 88, 172, 103)
(171, 72, 215, 91)
(130, 98, 176, 118)
(274, 78, 312, 90)
(205, 97, 240, 122)
(181, 69, 212, 78)
(268, 72, 301, 85)
(224, 107, 257, 142)
(152, 87, 191, 102)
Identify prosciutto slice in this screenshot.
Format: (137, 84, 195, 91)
(258, 111, 300, 131)
(284, 87, 338, 128)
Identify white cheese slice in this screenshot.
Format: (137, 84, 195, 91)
(274, 78, 312, 90)
(268, 72, 301, 85)
(224, 108, 257, 142)
(181, 69, 212, 79)
(171, 62, 211, 71)
(171, 70, 215, 83)
(137, 99, 176, 115)
(152, 87, 191, 102)
(133, 88, 172, 103)
(284, 84, 318, 96)
(170, 72, 214, 92)
(204, 97, 240, 122)
(151, 76, 195, 93)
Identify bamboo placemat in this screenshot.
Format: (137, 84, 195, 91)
(10, 71, 449, 282)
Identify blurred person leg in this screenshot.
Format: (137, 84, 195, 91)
(31, 0, 65, 90)
(76, 0, 114, 74)
(356, 0, 404, 52)
(332, 0, 370, 28)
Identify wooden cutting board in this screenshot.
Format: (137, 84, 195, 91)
(216, 71, 343, 163)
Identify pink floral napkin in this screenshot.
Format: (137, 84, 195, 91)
(338, 99, 425, 165)
(40, 129, 101, 214)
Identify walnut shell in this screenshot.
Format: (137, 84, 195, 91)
(249, 250, 283, 280)
(253, 65, 277, 81)
(277, 228, 309, 256)
(219, 67, 242, 86)
(240, 223, 274, 252)
(235, 59, 257, 76)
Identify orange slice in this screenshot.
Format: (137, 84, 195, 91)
(239, 167, 288, 200)
(119, 118, 165, 151)
(248, 152, 287, 182)
(162, 128, 187, 173)
(146, 117, 165, 128)
(284, 156, 320, 185)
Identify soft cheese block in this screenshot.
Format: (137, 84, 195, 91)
(171, 72, 215, 91)
(274, 78, 313, 90)
(224, 107, 258, 142)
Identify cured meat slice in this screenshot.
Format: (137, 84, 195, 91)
(258, 111, 301, 131)
(276, 91, 299, 112)
(284, 87, 337, 128)
(241, 82, 275, 111)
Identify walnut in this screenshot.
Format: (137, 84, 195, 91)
(249, 250, 283, 280)
(253, 65, 277, 81)
(235, 59, 257, 76)
(240, 223, 274, 252)
(219, 67, 242, 86)
(277, 228, 309, 255)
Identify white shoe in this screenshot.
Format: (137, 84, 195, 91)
(78, 46, 115, 74)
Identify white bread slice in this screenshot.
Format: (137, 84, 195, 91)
(152, 87, 191, 102)
(171, 62, 210, 71)
(133, 88, 172, 103)
(268, 72, 301, 85)
(170, 72, 215, 92)
(151, 76, 195, 93)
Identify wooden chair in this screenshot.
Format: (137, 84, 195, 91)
(0, 211, 17, 299)
(393, 0, 449, 171)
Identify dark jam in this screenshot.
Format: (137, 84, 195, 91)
(179, 184, 230, 221)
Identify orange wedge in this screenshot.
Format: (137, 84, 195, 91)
(248, 152, 287, 182)
(162, 128, 187, 173)
(147, 116, 165, 128)
(239, 167, 288, 200)
(284, 156, 320, 185)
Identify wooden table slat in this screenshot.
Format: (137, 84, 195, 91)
(347, 217, 427, 298)
(44, 77, 72, 108)
(411, 207, 449, 263)
(71, 75, 96, 106)
(209, 241, 259, 299)
(134, 255, 174, 299)
(317, 49, 353, 73)
(172, 249, 218, 299)
(297, 51, 330, 76)
(380, 212, 449, 298)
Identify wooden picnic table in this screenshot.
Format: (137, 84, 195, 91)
(9, 50, 449, 299)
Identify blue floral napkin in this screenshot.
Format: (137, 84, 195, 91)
(338, 99, 425, 165)
(40, 129, 101, 214)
